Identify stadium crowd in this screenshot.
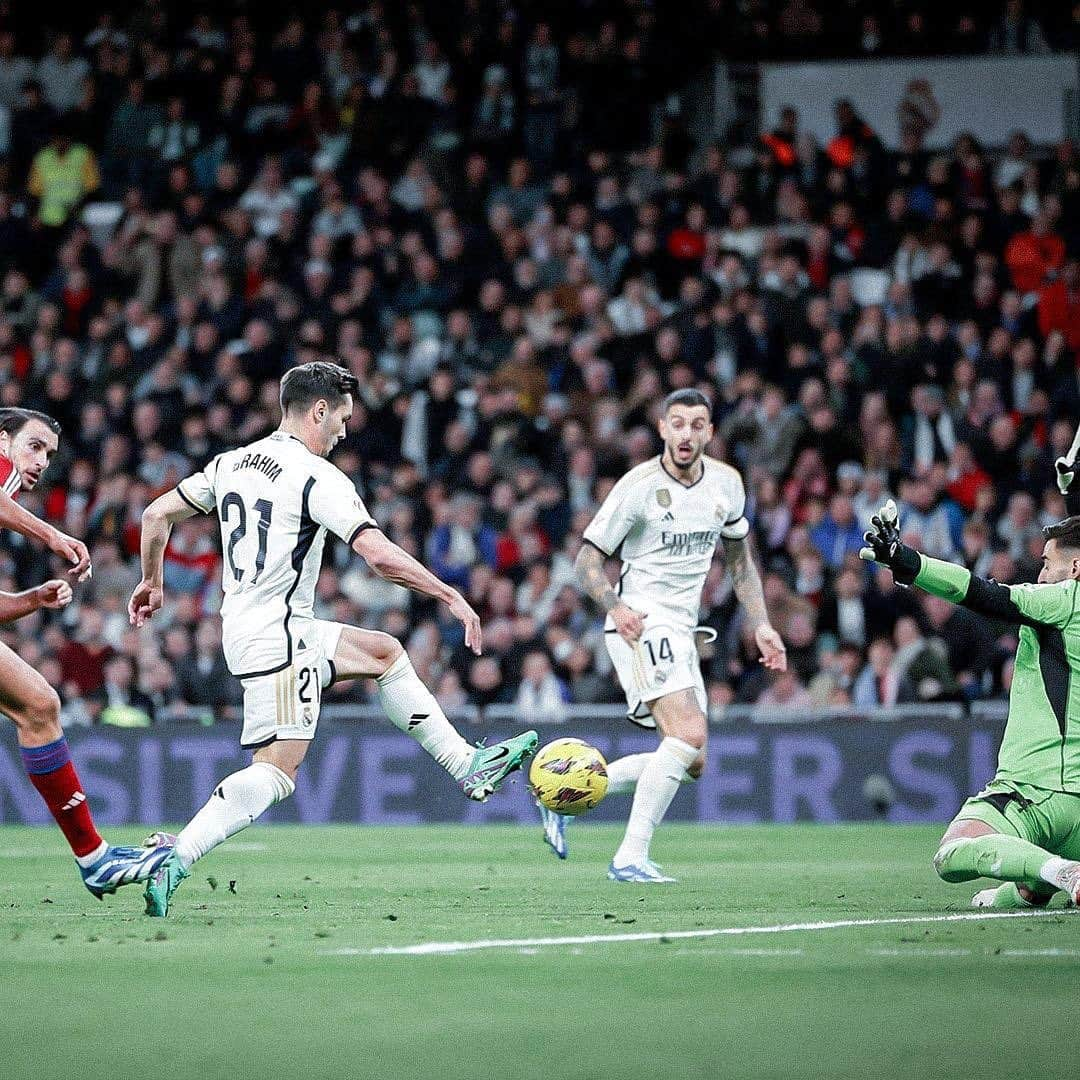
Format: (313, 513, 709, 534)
(0, 2, 1077, 726)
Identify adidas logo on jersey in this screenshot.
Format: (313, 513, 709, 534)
(661, 511, 675, 523)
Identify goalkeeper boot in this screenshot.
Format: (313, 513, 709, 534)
(461, 730, 539, 801)
(607, 859, 677, 884)
(537, 800, 571, 859)
(143, 849, 190, 917)
(1055, 863, 1080, 908)
(80, 843, 175, 900)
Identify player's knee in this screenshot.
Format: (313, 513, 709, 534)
(931, 845, 949, 879)
(674, 727, 707, 753)
(932, 838, 973, 883)
(375, 633, 405, 675)
(14, 683, 61, 738)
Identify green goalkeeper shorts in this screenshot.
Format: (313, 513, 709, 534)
(955, 780, 1080, 861)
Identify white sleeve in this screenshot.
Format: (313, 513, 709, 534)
(720, 472, 751, 541)
(309, 464, 377, 544)
(582, 475, 641, 556)
(177, 456, 221, 514)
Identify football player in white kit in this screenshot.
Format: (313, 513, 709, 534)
(128, 362, 538, 915)
(539, 389, 787, 881)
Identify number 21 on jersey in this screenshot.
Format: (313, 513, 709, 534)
(221, 492, 274, 584)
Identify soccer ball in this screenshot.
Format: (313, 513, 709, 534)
(529, 738, 608, 816)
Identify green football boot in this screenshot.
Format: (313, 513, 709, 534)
(143, 845, 190, 917)
(461, 730, 539, 801)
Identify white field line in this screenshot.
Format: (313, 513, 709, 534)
(681, 948, 805, 957)
(999, 948, 1080, 957)
(869, 948, 973, 957)
(325, 908, 1079, 958)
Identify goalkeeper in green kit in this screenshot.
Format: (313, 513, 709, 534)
(860, 499, 1080, 909)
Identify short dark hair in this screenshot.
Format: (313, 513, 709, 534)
(0, 408, 61, 439)
(662, 388, 712, 415)
(280, 361, 360, 414)
(1044, 516, 1080, 550)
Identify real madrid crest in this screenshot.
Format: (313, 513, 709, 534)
(656, 488, 672, 508)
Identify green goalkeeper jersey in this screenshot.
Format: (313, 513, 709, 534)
(915, 556, 1080, 793)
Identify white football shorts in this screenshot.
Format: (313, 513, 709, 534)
(239, 619, 346, 749)
(604, 620, 707, 729)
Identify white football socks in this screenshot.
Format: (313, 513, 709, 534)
(612, 737, 699, 868)
(377, 653, 473, 780)
(605, 752, 697, 796)
(175, 761, 295, 870)
(75, 840, 109, 869)
(605, 753, 653, 796)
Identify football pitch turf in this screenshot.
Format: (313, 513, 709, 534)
(2, 823, 1078, 1080)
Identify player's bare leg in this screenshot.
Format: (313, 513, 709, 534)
(332, 626, 536, 800)
(933, 817, 1080, 906)
(0, 641, 171, 896)
(1, 647, 101, 867)
(0, 642, 104, 859)
(608, 688, 705, 883)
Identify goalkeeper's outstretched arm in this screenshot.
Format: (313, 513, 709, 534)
(911, 556, 1076, 630)
(860, 499, 1079, 630)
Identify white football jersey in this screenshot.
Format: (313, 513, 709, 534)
(582, 455, 749, 629)
(178, 431, 375, 678)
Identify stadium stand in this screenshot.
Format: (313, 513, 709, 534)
(0, 2, 1077, 725)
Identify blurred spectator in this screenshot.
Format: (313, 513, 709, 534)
(988, 0, 1050, 54)
(27, 122, 99, 234)
(37, 33, 90, 114)
(515, 649, 570, 719)
(891, 617, 959, 703)
(809, 495, 864, 569)
(175, 620, 243, 711)
(0, 3, 1073, 721)
(758, 668, 813, 708)
(93, 654, 154, 726)
(921, 593, 999, 699)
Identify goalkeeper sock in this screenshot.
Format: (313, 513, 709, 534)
(377, 653, 473, 780)
(612, 737, 699, 867)
(933, 833, 1059, 885)
(175, 762, 294, 870)
(972, 882, 1055, 909)
(606, 753, 695, 796)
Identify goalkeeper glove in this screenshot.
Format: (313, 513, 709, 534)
(858, 499, 921, 586)
(1055, 455, 1075, 496)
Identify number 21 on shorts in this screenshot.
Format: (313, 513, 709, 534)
(276, 657, 321, 731)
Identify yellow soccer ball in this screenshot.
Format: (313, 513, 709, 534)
(529, 737, 608, 816)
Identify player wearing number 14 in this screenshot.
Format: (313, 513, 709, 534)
(554, 389, 787, 881)
(128, 362, 537, 915)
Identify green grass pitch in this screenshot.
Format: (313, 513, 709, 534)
(1, 823, 1077, 1080)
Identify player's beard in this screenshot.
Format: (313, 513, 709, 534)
(667, 440, 703, 474)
